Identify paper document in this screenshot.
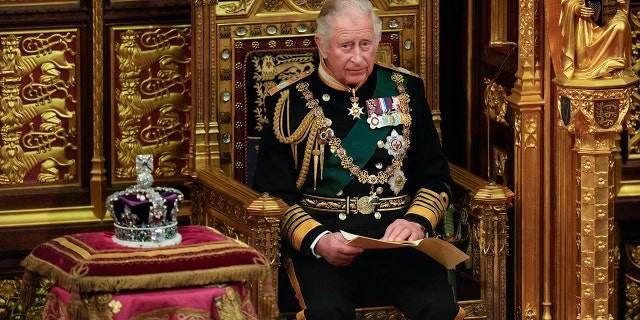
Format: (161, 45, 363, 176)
(341, 231, 470, 269)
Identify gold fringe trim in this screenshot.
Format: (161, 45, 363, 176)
(21, 256, 268, 293)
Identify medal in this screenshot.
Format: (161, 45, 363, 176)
(348, 104, 363, 119)
(348, 93, 363, 119)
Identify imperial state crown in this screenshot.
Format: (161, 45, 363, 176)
(106, 154, 183, 248)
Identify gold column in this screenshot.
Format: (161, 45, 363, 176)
(90, 0, 107, 219)
(190, 0, 221, 171)
(555, 77, 637, 319)
(507, 0, 545, 316)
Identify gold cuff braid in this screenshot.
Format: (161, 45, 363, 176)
(406, 188, 449, 229)
(281, 204, 322, 251)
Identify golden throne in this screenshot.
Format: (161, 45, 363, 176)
(188, 1, 513, 319)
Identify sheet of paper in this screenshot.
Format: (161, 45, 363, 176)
(341, 230, 470, 269)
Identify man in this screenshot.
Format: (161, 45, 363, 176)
(254, 0, 464, 319)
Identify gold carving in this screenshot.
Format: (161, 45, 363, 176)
(627, 8, 640, 157)
(524, 114, 538, 149)
(483, 78, 509, 125)
(625, 275, 640, 319)
(0, 277, 53, 319)
(556, 85, 635, 135)
(523, 303, 537, 320)
(492, 146, 508, 185)
(217, 0, 254, 14)
(113, 27, 191, 179)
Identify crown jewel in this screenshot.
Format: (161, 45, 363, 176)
(106, 154, 183, 248)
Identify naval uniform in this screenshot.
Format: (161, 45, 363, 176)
(253, 60, 460, 320)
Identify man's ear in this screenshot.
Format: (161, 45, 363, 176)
(315, 35, 328, 58)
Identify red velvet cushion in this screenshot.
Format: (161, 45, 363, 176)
(21, 225, 269, 292)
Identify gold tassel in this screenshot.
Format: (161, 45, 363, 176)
(312, 149, 319, 190)
(319, 144, 325, 180)
(67, 285, 84, 320)
(19, 271, 35, 307)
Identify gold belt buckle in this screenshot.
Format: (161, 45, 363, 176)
(356, 196, 376, 215)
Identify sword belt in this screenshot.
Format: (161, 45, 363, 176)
(299, 194, 410, 219)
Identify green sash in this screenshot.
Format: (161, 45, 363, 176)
(312, 68, 405, 196)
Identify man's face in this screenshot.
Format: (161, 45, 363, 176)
(316, 14, 377, 85)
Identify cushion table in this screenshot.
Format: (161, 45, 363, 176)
(21, 225, 269, 320)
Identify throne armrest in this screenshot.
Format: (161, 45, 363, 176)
(448, 162, 514, 319)
(187, 168, 287, 320)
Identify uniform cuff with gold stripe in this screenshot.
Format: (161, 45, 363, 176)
(405, 188, 449, 230)
(280, 204, 327, 254)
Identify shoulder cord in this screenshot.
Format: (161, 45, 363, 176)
(272, 88, 322, 190)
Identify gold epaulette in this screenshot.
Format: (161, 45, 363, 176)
(267, 70, 314, 96)
(376, 61, 420, 78)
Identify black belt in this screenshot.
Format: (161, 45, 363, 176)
(299, 194, 410, 220)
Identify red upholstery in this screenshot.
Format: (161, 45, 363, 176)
(21, 225, 269, 292)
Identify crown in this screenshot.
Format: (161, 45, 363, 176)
(106, 154, 184, 248)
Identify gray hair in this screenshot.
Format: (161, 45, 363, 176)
(315, 0, 382, 49)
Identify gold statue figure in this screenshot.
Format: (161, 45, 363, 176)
(557, 0, 633, 80)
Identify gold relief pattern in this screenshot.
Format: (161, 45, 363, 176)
(0, 31, 78, 187)
(523, 303, 537, 320)
(112, 26, 191, 180)
(624, 245, 640, 319)
(492, 146, 508, 185)
(0, 277, 53, 320)
(628, 8, 640, 157)
(625, 274, 640, 319)
(523, 113, 538, 149)
(557, 86, 634, 136)
(514, 112, 522, 148)
(518, 0, 535, 60)
(483, 78, 509, 125)
(630, 244, 640, 267)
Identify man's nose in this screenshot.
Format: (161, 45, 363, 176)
(351, 47, 364, 63)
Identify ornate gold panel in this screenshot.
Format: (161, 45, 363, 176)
(0, 30, 80, 189)
(110, 25, 192, 183)
(623, 244, 640, 320)
(627, 8, 640, 159)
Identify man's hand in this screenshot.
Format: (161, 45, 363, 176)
(382, 219, 426, 241)
(579, 5, 595, 19)
(315, 232, 364, 267)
